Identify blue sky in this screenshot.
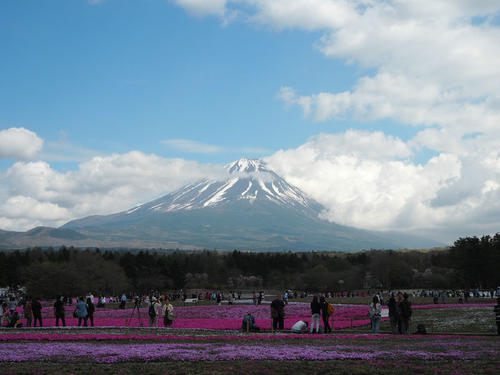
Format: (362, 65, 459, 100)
(0, 0, 417, 167)
(1, 0, 500, 243)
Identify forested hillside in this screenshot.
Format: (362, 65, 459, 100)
(0, 234, 498, 298)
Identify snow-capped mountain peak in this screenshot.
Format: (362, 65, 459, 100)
(131, 158, 320, 215)
(226, 158, 267, 173)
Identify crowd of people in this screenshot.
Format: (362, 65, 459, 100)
(378, 292, 413, 334)
(0, 295, 42, 328)
(0, 290, 178, 329)
(243, 293, 336, 334)
(242, 290, 499, 336)
(2, 286, 499, 335)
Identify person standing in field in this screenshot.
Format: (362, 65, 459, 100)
(120, 294, 127, 309)
(31, 297, 43, 327)
(320, 296, 332, 333)
(396, 292, 404, 333)
(271, 296, 285, 332)
(399, 293, 412, 334)
(86, 297, 95, 327)
(24, 296, 33, 328)
(162, 298, 174, 327)
(494, 297, 500, 335)
(148, 297, 161, 328)
(369, 295, 382, 334)
(76, 296, 88, 327)
(54, 296, 66, 327)
(387, 293, 399, 334)
(310, 295, 321, 333)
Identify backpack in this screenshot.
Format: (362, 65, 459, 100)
(327, 303, 335, 316)
(148, 304, 156, 318)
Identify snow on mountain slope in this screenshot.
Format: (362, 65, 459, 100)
(56, 157, 443, 250)
(131, 158, 320, 215)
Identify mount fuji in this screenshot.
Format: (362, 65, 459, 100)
(0, 158, 441, 251)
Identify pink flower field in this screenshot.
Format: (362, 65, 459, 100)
(2, 302, 499, 374)
(9, 302, 495, 330)
(11, 303, 373, 330)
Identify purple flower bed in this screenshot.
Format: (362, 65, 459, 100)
(0, 332, 489, 342)
(0, 339, 497, 363)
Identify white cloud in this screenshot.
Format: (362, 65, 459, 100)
(162, 139, 223, 154)
(2, 196, 69, 222)
(0, 128, 44, 160)
(265, 131, 500, 241)
(0, 151, 226, 231)
(1, 130, 500, 242)
(270, 1, 500, 155)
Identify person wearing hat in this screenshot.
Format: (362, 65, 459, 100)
(148, 297, 162, 328)
(494, 297, 500, 335)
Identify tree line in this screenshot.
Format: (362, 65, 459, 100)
(0, 234, 498, 298)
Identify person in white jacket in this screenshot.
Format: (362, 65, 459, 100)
(162, 298, 174, 327)
(291, 320, 309, 333)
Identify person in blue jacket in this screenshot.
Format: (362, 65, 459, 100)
(76, 296, 88, 327)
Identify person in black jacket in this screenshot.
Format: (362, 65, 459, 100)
(271, 296, 285, 332)
(54, 296, 66, 327)
(31, 297, 43, 327)
(399, 293, 412, 334)
(387, 294, 399, 334)
(86, 297, 95, 327)
(310, 295, 321, 333)
(319, 296, 331, 333)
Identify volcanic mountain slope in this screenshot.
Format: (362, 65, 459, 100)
(0, 158, 441, 250)
(56, 158, 438, 251)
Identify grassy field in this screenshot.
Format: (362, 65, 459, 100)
(289, 296, 496, 306)
(56, 296, 495, 311)
(406, 307, 497, 334)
